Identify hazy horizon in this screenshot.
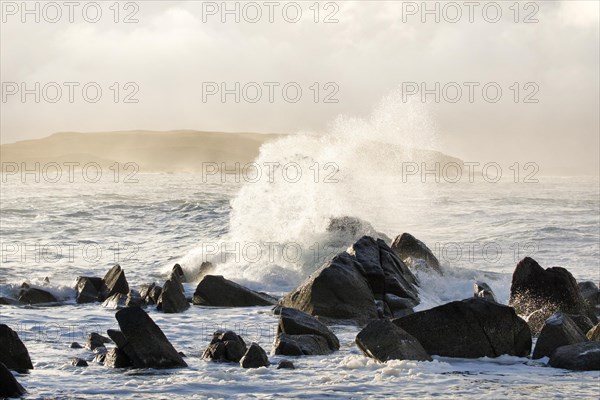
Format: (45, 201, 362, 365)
(1, 1, 599, 175)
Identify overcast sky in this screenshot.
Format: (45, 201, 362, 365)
(1, 1, 598, 174)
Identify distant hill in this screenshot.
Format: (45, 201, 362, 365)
(0, 130, 282, 173)
(0, 130, 463, 173)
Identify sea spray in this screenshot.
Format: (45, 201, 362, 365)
(177, 92, 444, 291)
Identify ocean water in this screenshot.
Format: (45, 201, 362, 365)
(1, 107, 599, 398)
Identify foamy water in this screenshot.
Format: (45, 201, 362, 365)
(1, 99, 599, 397)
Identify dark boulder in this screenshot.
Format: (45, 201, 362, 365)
(114, 307, 187, 369)
(277, 359, 295, 369)
(474, 281, 498, 303)
(578, 281, 599, 308)
(140, 283, 162, 305)
(157, 279, 189, 313)
(18, 287, 57, 304)
(240, 343, 270, 368)
(391, 233, 442, 274)
(70, 342, 82, 349)
(75, 277, 103, 303)
(70, 358, 88, 367)
(193, 275, 277, 307)
(280, 236, 421, 325)
(0, 325, 33, 371)
(86, 332, 110, 351)
(101, 264, 129, 301)
(587, 324, 600, 341)
(509, 258, 597, 334)
(532, 312, 588, 359)
(356, 319, 431, 362)
(394, 298, 531, 358)
(273, 334, 332, 356)
(280, 252, 378, 325)
(104, 348, 133, 368)
(172, 263, 186, 283)
(277, 307, 339, 351)
(202, 330, 247, 363)
(549, 342, 600, 371)
(0, 361, 26, 398)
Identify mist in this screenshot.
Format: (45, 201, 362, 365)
(1, 0, 598, 175)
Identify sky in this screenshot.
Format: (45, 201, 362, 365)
(1, 0, 599, 175)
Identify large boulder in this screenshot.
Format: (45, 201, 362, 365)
(549, 342, 600, 371)
(355, 319, 431, 362)
(532, 312, 588, 359)
(0, 325, 33, 371)
(280, 252, 377, 324)
(391, 233, 442, 274)
(192, 275, 276, 307)
(202, 330, 247, 363)
(473, 281, 498, 303)
(75, 277, 103, 303)
(240, 343, 270, 368)
(172, 263, 187, 283)
(114, 307, 187, 369)
(393, 298, 531, 358)
(157, 279, 189, 313)
(0, 361, 26, 398)
(101, 264, 129, 301)
(18, 287, 57, 304)
(280, 236, 419, 325)
(509, 258, 597, 335)
(277, 307, 339, 351)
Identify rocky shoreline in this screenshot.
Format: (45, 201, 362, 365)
(1, 233, 599, 398)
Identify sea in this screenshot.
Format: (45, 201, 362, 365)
(1, 119, 599, 398)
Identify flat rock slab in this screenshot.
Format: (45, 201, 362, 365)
(393, 297, 531, 358)
(193, 275, 277, 307)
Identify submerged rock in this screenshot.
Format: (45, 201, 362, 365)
(202, 330, 247, 363)
(113, 307, 187, 369)
(70, 342, 82, 349)
(473, 281, 498, 303)
(532, 312, 588, 359)
(273, 334, 332, 356)
(509, 257, 597, 336)
(18, 287, 57, 305)
(326, 216, 391, 242)
(277, 359, 295, 369)
(70, 357, 88, 367)
(0, 361, 26, 398)
(391, 232, 442, 274)
(393, 298, 531, 358)
(157, 279, 189, 313)
(549, 342, 600, 371)
(0, 324, 33, 371)
(0, 297, 20, 305)
(192, 275, 277, 307)
(356, 319, 431, 362)
(102, 290, 142, 309)
(240, 343, 270, 368)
